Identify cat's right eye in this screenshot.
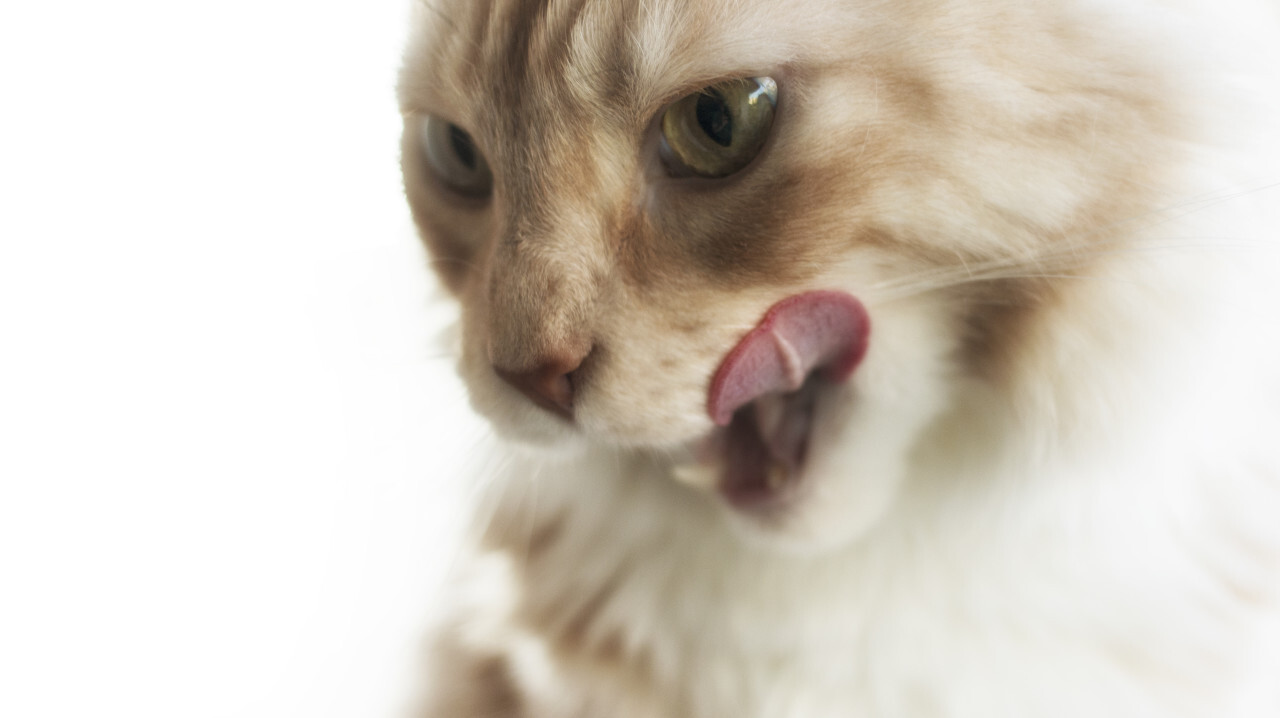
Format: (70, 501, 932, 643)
(420, 116, 493, 198)
(660, 76, 778, 179)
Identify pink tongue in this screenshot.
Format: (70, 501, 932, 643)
(708, 291, 869, 426)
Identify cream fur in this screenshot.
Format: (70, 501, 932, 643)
(399, 0, 1280, 715)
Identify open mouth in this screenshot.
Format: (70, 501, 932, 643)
(701, 291, 870, 510)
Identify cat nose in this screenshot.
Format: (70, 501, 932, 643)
(494, 348, 590, 420)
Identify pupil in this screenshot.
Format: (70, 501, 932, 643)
(695, 91, 733, 147)
(448, 125, 477, 170)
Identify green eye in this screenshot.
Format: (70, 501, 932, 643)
(421, 116, 493, 198)
(659, 77, 778, 179)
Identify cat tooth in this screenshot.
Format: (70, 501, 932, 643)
(671, 462, 718, 491)
(766, 462, 790, 491)
(754, 393, 787, 439)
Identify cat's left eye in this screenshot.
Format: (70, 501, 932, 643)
(660, 76, 778, 179)
(420, 116, 493, 198)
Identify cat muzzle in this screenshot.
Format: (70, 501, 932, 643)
(698, 291, 870, 509)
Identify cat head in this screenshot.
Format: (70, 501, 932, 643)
(399, 0, 1173, 551)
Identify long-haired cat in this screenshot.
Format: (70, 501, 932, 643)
(397, 0, 1280, 715)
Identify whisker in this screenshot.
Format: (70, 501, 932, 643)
(427, 256, 483, 273)
(861, 179, 1280, 306)
(518, 461, 546, 568)
(429, 424, 501, 581)
(415, 0, 462, 35)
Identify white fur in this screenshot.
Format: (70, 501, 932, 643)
(410, 0, 1280, 715)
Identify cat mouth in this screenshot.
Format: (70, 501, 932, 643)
(678, 292, 870, 511)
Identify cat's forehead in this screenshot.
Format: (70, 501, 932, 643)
(400, 0, 858, 123)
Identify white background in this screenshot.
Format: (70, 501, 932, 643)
(0, 2, 482, 716)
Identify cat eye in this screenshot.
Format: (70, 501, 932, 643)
(420, 116, 493, 198)
(659, 76, 777, 179)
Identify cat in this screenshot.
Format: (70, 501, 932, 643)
(397, 0, 1280, 715)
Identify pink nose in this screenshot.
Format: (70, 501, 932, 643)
(494, 350, 588, 420)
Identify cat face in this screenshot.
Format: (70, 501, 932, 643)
(399, 0, 1170, 550)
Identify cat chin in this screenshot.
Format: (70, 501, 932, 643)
(475, 405, 588, 455)
(711, 463, 907, 555)
(703, 379, 944, 554)
(712, 298, 959, 552)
